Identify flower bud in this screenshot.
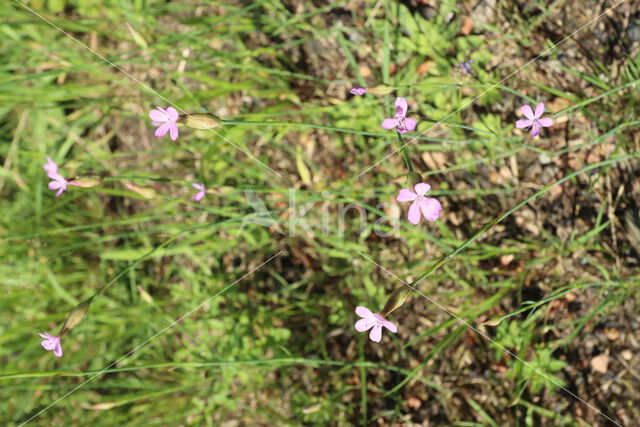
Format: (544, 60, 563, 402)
(368, 85, 393, 95)
(60, 297, 93, 336)
(406, 171, 424, 188)
(380, 286, 412, 317)
(123, 182, 157, 199)
(69, 176, 103, 188)
(179, 113, 222, 130)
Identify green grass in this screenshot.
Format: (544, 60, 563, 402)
(1, 0, 640, 425)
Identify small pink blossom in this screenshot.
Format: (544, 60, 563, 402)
(397, 183, 442, 225)
(515, 102, 553, 137)
(350, 87, 368, 95)
(149, 106, 179, 141)
(47, 172, 68, 197)
(354, 306, 397, 342)
(382, 97, 417, 134)
(43, 158, 69, 197)
(43, 157, 58, 175)
(38, 332, 63, 357)
(192, 183, 206, 202)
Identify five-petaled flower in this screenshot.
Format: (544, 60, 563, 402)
(38, 332, 63, 357)
(48, 172, 68, 197)
(516, 103, 553, 137)
(149, 106, 179, 141)
(43, 158, 69, 197)
(192, 183, 206, 202)
(350, 87, 368, 96)
(354, 306, 398, 342)
(382, 97, 417, 134)
(397, 183, 442, 225)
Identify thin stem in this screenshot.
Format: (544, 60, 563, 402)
(396, 132, 414, 173)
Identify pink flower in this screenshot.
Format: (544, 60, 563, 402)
(149, 106, 179, 141)
(43, 157, 58, 175)
(47, 172, 68, 197)
(38, 332, 63, 357)
(382, 97, 417, 134)
(192, 183, 206, 202)
(350, 87, 368, 95)
(397, 183, 442, 225)
(515, 103, 553, 137)
(354, 306, 397, 342)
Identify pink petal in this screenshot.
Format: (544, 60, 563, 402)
(538, 117, 553, 127)
(166, 107, 179, 122)
(397, 188, 417, 202)
(355, 306, 373, 319)
(403, 117, 417, 132)
(193, 191, 205, 202)
(53, 341, 63, 357)
(149, 109, 167, 122)
(192, 183, 204, 191)
(48, 171, 64, 181)
(407, 200, 422, 225)
(355, 318, 375, 332)
(369, 325, 382, 342)
(414, 183, 431, 196)
(43, 158, 58, 174)
(155, 123, 170, 138)
(531, 122, 541, 137)
(350, 87, 367, 95)
(169, 124, 179, 141)
(38, 332, 51, 339)
(381, 118, 399, 130)
(55, 187, 65, 197)
(41, 339, 55, 351)
(516, 119, 532, 129)
(521, 105, 535, 120)
(49, 181, 62, 190)
(395, 97, 408, 117)
(534, 102, 545, 119)
(420, 197, 442, 222)
(383, 320, 398, 333)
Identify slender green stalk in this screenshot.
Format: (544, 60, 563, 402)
(396, 132, 414, 173)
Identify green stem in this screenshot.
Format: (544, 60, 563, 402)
(396, 132, 413, 173)
(220, 119, 484, 138)
(0, 358, 442, 388)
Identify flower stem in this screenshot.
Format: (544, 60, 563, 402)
(396, 132, 414, 173)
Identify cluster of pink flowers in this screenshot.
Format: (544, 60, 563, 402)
(352, 84, 554, 343)
(38, 83, 556, 356)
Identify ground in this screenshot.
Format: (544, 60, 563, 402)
(1, 0, 639, 425)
